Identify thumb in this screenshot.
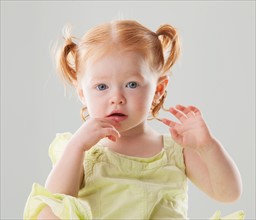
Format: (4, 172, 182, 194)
(169, 128, 182, 145)
(107, 135, 117, 142)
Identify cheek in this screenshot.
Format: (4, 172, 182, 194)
(131, 89, 155, 112)
(84, 93, 105, 117)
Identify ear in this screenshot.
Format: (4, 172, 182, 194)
(76, 85, 86, 105)
(155, 75, 169, 97)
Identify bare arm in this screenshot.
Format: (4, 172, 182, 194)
(161, 105, 242, 202)
(37, 135, 85, 219)
(37, 118, 120, 219)
(45, 138, 85, 196)
(184, 138, 242, 202)
(38, 206, 59, 220)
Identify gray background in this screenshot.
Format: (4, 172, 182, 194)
(1, 1, 255, 219)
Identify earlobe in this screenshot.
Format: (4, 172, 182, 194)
(77, 87, 86, 105)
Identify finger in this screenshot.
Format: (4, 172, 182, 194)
(104, 127, 121, 139)
(176, 105, 200, 117)
(169, 107, 187, 122)
(189, 105, 202, 116)
(176, 104, 186, 112)
(169, 128, 182, 145)
(176, 104, 193, 114)
(99, 119, 121, 128)
(176, 105, 192, 115)
(187, 111, 196, 118)
(107, 135, 116, 142)
(161, 118, 178, 127)
(101, 122, 119, 129)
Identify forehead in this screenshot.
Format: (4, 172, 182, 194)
(84, 50, 150, 79)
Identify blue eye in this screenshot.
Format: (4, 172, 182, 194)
(126, 81, 138, 89)
(96, 84, 108, 91)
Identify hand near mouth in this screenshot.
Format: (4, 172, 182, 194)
(70, 118, 121, 152)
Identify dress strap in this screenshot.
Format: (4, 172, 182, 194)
(162, 134, 186, 173)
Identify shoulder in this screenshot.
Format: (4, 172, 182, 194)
(48, 132, 73, 165)
(163, 134, 186, 172)
(48, 132, 105, 166)
(85, 144, 105, 161)
(163, 134, 183, 154)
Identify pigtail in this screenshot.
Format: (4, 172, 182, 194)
(56, 25, 78, 86)
(156, 24, 180, 74)
(149, 24, 180, 119)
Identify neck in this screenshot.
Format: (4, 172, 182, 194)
(120, 121, 150, 138)
(101, 121, 159, 149)
(100, 121, 164, 158)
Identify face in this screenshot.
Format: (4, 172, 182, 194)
(78, 50, 159, 134)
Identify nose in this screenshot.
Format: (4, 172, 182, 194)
(110, 89, 126, 105)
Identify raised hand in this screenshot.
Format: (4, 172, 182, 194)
(161, 105, 214, 151)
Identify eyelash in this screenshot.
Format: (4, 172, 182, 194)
(96, 84, 108, 91)
(126, 81, 139, 89)
(95, 82, 139, 91)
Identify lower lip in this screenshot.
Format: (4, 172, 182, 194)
(107, 115, 128, 122)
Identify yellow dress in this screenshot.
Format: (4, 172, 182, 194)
(23, 132, 245, 220)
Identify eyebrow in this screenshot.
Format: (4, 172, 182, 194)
(89, 71, 146, 81)
(123, 72, 145, 79)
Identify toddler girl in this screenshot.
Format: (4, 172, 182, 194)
(24, 20, 244, 219)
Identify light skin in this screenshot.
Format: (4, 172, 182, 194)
(38, 50, 242, 219)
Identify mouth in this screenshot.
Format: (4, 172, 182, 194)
(107, 112, 128, 122)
